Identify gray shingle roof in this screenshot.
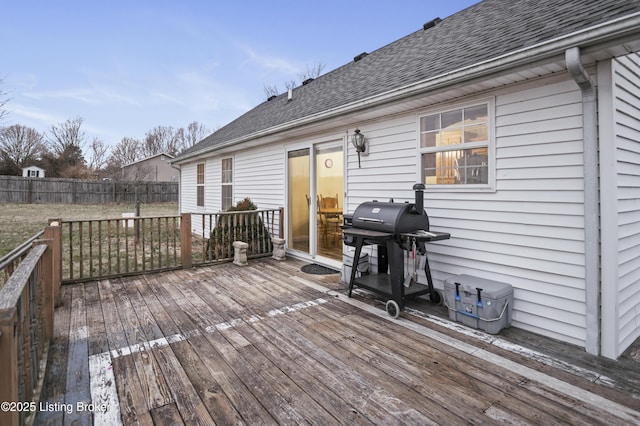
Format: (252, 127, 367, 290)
(176, 0, 640, 160)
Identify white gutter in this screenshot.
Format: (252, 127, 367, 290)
(173, 11, 640, 165)
(565, 47, 600, 356)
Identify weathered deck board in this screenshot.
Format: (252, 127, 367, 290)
(35, 257, 640, 425)
(161, 273, 313, 425)
(179, 276, 344, 425)
(97, 279, 152, 426)
(132, 277, 246, 425)
(64, 285, 91, 426)
(35, 282, 71, 426)
(110, 278, 172, 411)
(139, 273, 270, 425)
(210, 269, 468, 424)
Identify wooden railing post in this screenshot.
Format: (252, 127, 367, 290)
(181, 213, 192, 269)
(45, 221, 62, 306)
(279, 207, 284, 239)
(0, 307, 19, 426)
(33, 238, 54, 342)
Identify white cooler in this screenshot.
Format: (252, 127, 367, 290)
(444, 274, 513, 334)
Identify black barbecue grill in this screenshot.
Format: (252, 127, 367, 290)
(342, 183, 450, 317)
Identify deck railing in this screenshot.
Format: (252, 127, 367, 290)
(60, 208, 284, 283)
(60, 215, 183, 282)
(0, 225, 60, 426)
(1, 230, 45, 288)
(191, 209, 284, 266)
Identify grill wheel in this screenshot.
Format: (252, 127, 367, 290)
(385, 300, 400, 318)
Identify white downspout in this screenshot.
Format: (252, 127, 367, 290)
(565, 47, 600, 356)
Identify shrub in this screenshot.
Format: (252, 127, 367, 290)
(227, 197, 257, 211)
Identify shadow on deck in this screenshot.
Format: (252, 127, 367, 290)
(36, 257, 640, 425)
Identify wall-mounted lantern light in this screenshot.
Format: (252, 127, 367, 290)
(351, 129, 366, 168)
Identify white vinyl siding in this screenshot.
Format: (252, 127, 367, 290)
(475, 79, 586, 344)
(346, 115, 421, 211)
(235, 144, 286, 239)
(180, 163, 197, 211)
(234, 144, 285, 211)
(613, 53, 640, 355)
(346, 77, 588, 346)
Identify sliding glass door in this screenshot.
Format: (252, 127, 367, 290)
(286, 142, 343, 261)
(315, 144, 343, 260)
(287, 149, 311, 253)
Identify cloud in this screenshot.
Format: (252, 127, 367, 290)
(150, 92, 186, 106)
(8, 103, 116, 141)
(23, 86, 140, 106)
(239, 44, 301, 75)
(8, 103, 63, 128)
(173, 69, 254, 114)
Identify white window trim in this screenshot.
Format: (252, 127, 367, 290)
(196, 162, 205, 208)
(221, 156, 233, 210)
(417, 97, 496, 192)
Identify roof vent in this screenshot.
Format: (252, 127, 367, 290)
(287, 88, 293, 102)
(302, 78, 314, 86)
(423, 17, 442, 30)
(267, 95, 277, 101)
(353, 52, 368, 62)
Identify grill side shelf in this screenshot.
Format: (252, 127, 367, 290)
(400, 231, 451, 242)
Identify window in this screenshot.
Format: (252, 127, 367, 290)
(196, 163, 205, 207)
(420, 103, 490, 186)
(221, 158, 233, 210)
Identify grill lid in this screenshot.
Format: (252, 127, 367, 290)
(349, 183, 430, 234)
(352, 201, 429, 234)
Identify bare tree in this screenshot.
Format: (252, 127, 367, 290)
(109, 137, 140, 166)
(87, 137, 109, 173)
(263, 62, 325, 97)
(263, 84, 279, 99)
(284, 80, 297, 91)
(142, 125, 182, 157)
(184, 121, 210, 150)
(103, 137, 140, 181)
(297, 62, 325, 82)
(0, 125, 46, 172)
(0, 77, 9, 123)
(48, 117, 86, 156)
(42, 117, 87, 177)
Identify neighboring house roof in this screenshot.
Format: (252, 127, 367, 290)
(174, 0, 640, 163)
(122, 153, 174, 169)
(22, 165, 46, 171)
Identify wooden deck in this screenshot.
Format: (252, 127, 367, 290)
(35, 257, 640, 425)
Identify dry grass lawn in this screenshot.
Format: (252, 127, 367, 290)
(0, 203, 179, 258)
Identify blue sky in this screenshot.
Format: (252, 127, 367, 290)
(2, 0, 479, 148)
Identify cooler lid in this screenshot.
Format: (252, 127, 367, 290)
(444, 274, 513, 298)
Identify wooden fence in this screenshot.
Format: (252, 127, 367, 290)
(0, 176, 178, 204)
(0, 225, 60, 426)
